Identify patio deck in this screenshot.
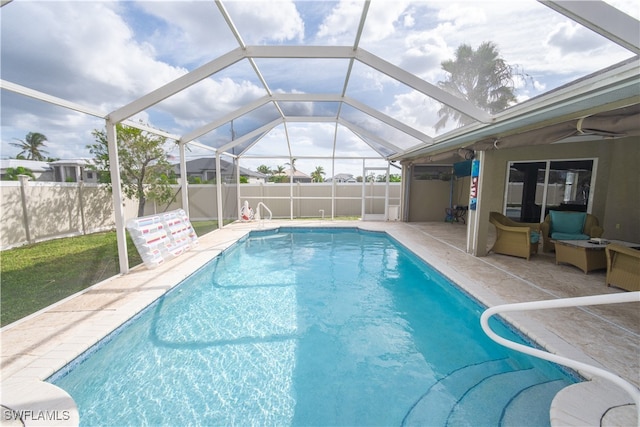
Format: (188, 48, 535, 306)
(1, 220, 638, 426)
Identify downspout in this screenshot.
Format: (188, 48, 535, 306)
(106, 120, 129, 274)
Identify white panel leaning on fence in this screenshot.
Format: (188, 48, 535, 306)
(126, 209, 198, 269)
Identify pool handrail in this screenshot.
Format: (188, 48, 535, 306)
(255, 202, 272, 222)
(480, 291, 640, 426)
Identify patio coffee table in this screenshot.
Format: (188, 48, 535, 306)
(553, 239, 640, 274)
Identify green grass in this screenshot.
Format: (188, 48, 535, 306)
(0, 218, 354, 326)
(0, 221, 220, 327)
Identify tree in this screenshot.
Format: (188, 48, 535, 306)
(375, 173, 402, 182)
(257, 165, 271, 176)
(88, 124, 175, 217)
(2, 166, 35, 181)
(285, 158, 297, 172)
(269, 165, 287, 183)
(311, 166, 325, 183)
(435, 41, 518, 131)
(10, 132, 49, 161)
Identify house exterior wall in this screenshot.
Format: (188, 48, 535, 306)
(404, 137, 639, 251)
(601, 138, 640, 241)
(407, 179, 452, 222)
(480, 136, 639, 245)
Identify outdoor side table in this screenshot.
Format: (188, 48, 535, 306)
(553, 239, 640, 274)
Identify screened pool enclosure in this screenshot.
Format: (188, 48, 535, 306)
(1, 0, 639, 272)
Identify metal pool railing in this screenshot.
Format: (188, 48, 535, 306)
(255, 202, 272, 224)
(480, 291, 640, 426)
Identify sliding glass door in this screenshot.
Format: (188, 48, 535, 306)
(504, 159, 595, 222)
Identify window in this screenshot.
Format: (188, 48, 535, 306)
(412, 165, 452, 181)
(504, 159, 595, 222)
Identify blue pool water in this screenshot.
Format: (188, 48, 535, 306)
(50, 228, 577, 426)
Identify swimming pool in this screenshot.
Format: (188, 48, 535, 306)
(50, 227, 577, 426)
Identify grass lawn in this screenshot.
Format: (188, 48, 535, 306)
(0, 220, 220, 327)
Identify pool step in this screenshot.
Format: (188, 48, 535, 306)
(447, 368, 550, 426)
(402, 360, 563, 427)
(402, 359, 511, 426)
(501, 379, 568, 426)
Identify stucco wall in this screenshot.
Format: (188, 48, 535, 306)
(601, 138, 640, 241)
(480, 136, 639, 244)
(408, 179, 452, 222)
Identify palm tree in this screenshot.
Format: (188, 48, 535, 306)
(311, 166, 325, 183)
(285, 158, 297, 172)
(257, 165, 271, 176)
(11, 132, 49, 161)
(434, 41, 518, 131)
(270, 165, 287, 183)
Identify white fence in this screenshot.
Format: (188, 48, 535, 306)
(0, 180, 402, 250)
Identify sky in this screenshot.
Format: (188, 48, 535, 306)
(1, 0, 637, 179)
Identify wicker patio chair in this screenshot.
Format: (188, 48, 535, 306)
(605, 243, 640, 291)
(489, 212, 541, 260)
(541, 212, 603, 253)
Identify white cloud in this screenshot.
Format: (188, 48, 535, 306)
(134, 2, 238, 65)
(400, 32, 450, 78)
(403, 11, 416, 28)
(316, 0, 363, 44)
(386, 91, 441, 136)
(546, 22, 609, 56)
(361, 1, 412, 42)
(436, 3, 487, 28)
(1, 2, 192, 109)
(159, 77, 267, 130)
(225, 1, 305, 44)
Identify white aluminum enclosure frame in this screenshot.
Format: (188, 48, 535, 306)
(1, 0, 638, 274)
(362, 164, 391, 221)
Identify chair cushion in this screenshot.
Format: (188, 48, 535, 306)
(551, 232, 590, 240)
(550, 211, 586, 234)
(530, 232, 540, 244)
